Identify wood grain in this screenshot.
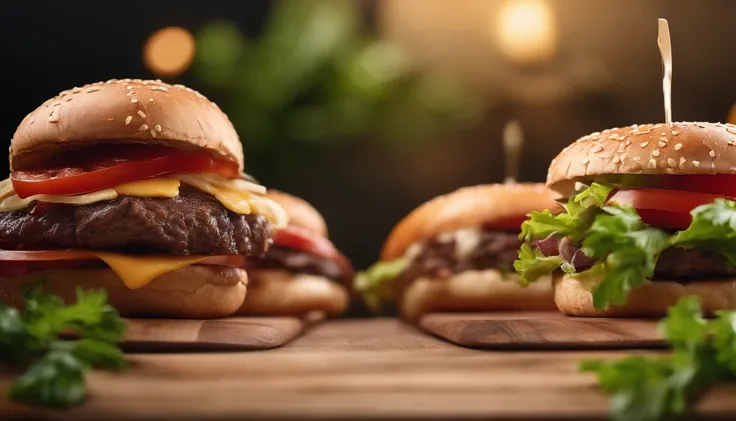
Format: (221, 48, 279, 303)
(2, 319, 735, 420)
(419, 312, 665, 349)
(121, 316, 311, 351)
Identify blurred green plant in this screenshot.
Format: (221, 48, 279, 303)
(192, 0, 483, 166)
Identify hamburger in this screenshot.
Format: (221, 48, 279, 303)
(515, 122, 736, 316)
(239, 190, 352, 316)
(355, 183, 559, 320)
(0, 79, 287, 318)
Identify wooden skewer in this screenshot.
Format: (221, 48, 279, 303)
(503, 120, 523, 184)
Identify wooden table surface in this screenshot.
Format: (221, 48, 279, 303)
(3, 319, 736, 420)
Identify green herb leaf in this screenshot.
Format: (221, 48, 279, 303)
(354, 258, 407, 313)
(1, 287, 127, 407)
(671, 199, 736, 265)
(8, 350, 88, 408)
(584, 296, 736, 421)
(513, 243, 562, 285)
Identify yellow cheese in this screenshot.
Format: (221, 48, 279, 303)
(94, 252, 208, 289)
(113, 178, 180, 197)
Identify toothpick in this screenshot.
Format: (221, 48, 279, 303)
(503, 120, 523, 184)
(658, 18, 673, 127)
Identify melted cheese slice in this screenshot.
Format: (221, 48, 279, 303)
(113, 178, 180, 197)
(93, 252, 208, 289)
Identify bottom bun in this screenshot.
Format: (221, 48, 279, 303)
(0, 266, 248, 319)
(400, 269, 555, 321)
(238, 269, 348, 316)
(554, 273, 736, 317)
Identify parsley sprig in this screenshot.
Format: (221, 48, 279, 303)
(0, 287, 127, 407)
(582, 296, 736, 421)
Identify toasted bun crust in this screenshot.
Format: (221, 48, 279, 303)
(238, 269, 348, 316)
(11, 79, 244, 171)
(553, 273, 736, 317)
(400, 270, 555, 321)
(546, 122, 736, 196)
(380, 183, 557, 261)
(266, 190, 328, 237)
(0, 266, 247, 318)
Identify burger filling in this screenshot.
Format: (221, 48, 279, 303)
(355, 226, 525, 313)
(0, 143, 288, 289)
(246, 225, 354, 284)
(514, 180, 736, 311)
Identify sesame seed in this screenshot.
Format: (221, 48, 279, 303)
(659, 137, 668, 142)
(674, 143, 682, 150)
(613, 155, 620, 164)
(648, 159, 657, 169)
(727, 127, 736, 135)
(142, 81, 150, 85)
(692, 160, 701, 167)
(709, 150, 716, 157)
(149, 98, 154, 102)
(72, 88, 82, 94)
(64, 96, 73, 102)
(154, 124, 162, 132)
(126, 91, 135, 96)
(150, 129, 157, 138)
(667, 158, 676, 168)
(679, 157, 686, 169)
(125, 116, 133, 125)
(625, 140, 631, 146)
(155, 79, 162, 83)
(652, 149, 660, 157)
(138, 124, 149, 132)
(52, 101, 61, 107)
(696, 123, 707, 128)
(126, 86, 133, 90)
(658, 141, 666, 148)
(86, 87, 101, 93)
(672, 130, 680, 136)
(593, 145, 604, 153)
(632, 157, 641, 162)
(609, 134, 621, 140)
(130, 98, 138, 104)
(152, 86, 168, 92)
(640, 141, 649, 147)
(661, 132, 666, 136)
(137, 110, 147, 118)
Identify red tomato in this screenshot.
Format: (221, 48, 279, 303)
(641, 174, 736, 197)
(10, 146, 239, 198)
(272, 225, 352, 272)
(607, 189, 727, 229)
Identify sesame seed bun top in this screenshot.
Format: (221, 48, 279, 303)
(546, 122, 736, 197)
(379, 183, 558, 261)
(266, 190, 328, 238)
(10, 79, 244, 171)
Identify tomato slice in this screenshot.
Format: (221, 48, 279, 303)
(272, 225, 352, 272)
(10, 145, 239, 198)
(607, 189, 728, 229)
(0, 250, 247, 277)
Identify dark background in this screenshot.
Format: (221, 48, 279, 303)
(1, 0, 735, 271)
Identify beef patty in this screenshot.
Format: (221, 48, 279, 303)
(537, 237, 736, 280)
(0, 188, 272, 256)
(247, 246, 352, 283)
(400, 229, 521, 281)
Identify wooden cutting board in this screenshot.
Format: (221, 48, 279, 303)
(419, 312, 666, 349)
(119, 313, 322, 351)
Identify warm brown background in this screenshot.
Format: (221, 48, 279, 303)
(1, 0, 735, 273)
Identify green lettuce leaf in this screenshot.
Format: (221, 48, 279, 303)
(519, 182, 613, 243)
(580, 205, 670, 309)
(354, 258, 407, 313)
(513, 243, 562, 286)
(671, 199, 736, 265)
